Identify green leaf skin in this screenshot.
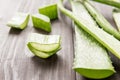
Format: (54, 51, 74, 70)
(72, 1, 115, 79)
(32, 14, 51, 32)
(27, 43, 50, 58)
(91, 0, 120, 9)
(27, 43, 61, 58)
(28, 42, 60, 53)
(83, 1, 120, 40)
(7, 12, 29, 29)
(39, 4, 58, 20)
(58, 0, 120, 59)
(113, 9, 120, 32)
(27, 33, 61, 58)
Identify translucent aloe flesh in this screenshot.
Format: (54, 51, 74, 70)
(91, 0, 120, 9)
(28, 43, 50, 58)
(39, 4, 58, 20)
(7, 12, 29, 29)
(32, 14, 51, 32)
(58, 0, 120, 59)
(83, 1, 120, 40)
(113, 9, 120, 32)
(27, 33, 61, 58)
(27, 43, 60, 58)
(29, 42, 60, 53)
(71, 1, 115, 79)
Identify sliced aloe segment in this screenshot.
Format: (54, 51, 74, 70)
(91, 0, 120, 9)
(39, 4, 58, 20)
(27, 43, 50, 58)
(83, 1, 120, 40)
(32, 14, 51, 32)
(71, 1, 115, 79)
(29, 42, 60, 53)
(7, 12, 29, 29)
(27, 33, 61, 58)
(27, 42, 61, 58)
(113, 9, 120, 31)
(58, 0, 120, 59)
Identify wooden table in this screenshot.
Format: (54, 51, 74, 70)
(0, 0, 120, 80)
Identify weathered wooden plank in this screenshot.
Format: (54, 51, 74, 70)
(0, 0, 75, 80)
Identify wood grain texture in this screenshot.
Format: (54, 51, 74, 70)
(0, 0, 75, 80)
(0, 0, 120, 80)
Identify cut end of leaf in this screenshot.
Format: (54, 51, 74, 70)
(7, 12, 29, 29)
(27, 33, 61, 58)
(27, 43, 50, 58)
(32, 14, 51, 32)
(28, 42, 60, 53)
(74, 68, 115, 79)
(39, 4, 58, 20)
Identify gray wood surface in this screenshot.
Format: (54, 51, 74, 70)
(0, 0, 120, 80)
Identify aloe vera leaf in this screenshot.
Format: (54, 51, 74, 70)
(7, 12, 29, 29)
(83, 1, 120, 40)
(27, 43, 61, 58)
(39, 4, 58, 20)
(71, 1, 115, 79)
(27, 43, 49, 58)
(27, 33, 61, 58)
(28, 42, 60, 53)
(74, 26, 115, 79)
(113, 9, 120, 32)
(58, 0, 120, 59)
(32, 14, 51, 32)
(91, 0, 120, 9)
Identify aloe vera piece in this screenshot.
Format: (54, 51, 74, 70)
(72, 1, 115, 79)
(7, 12, 29, 29)
(28, 43, 60, 53)
(91, 0, 120, 9)
(32, 14, 51, 32)
(58, 0, 120, 59)
(74, 26, 115, 79)
(28, 33, 61, 44)
(27, 33, 61, 58)
(28, 43, 50, 58)
(113, 9, 120, 32)
(83, 1, 120, 40)
(27, 43, 61, 58)
(39, 4, 58, 20)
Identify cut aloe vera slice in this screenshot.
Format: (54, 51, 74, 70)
(83, 1, 120, 40)
(28, 43, 61, 58)
(27, 33, 61, 58)
(91, 0, 120, 9)
(28, 43, 50, 58)
(113, 9, 120, 31)
(28, 42, 60, 53)
(32, 14, 51, 32)
(72, 1, 115, 79)
(7, 12, 29, 29)
(39, 4, 58, 20)
(58, 0, 120, 59)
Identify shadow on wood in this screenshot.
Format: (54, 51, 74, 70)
(31, 54, 59, 73)
(31, 54, 58, 63)
(33, 27, 50, 35)
(9, 28, 22, 34)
